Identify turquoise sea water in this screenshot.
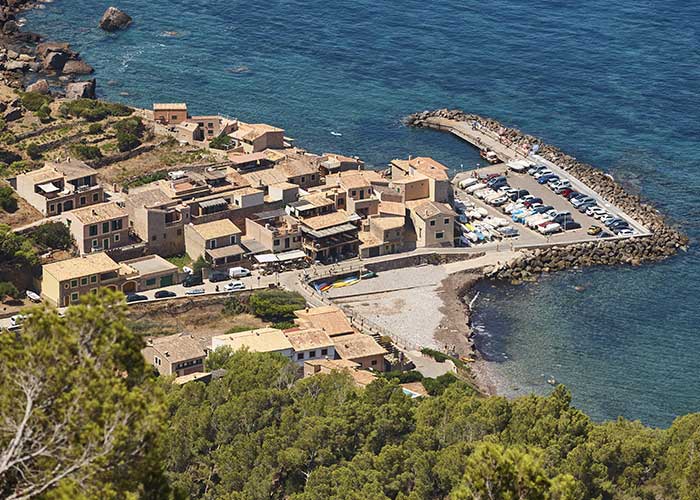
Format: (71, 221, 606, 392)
(25, 0, 700, 426)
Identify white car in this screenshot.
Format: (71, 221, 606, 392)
(538, 222, 562, 234)
(228, 266, 251, 278)
(9, 314, 27, 329)
(551, 180, 571, 191)
(475, 188, 496, 200)
(458, 178, 480, 190)
(224, 281, 246, 292)
(534, 169, 553, 180)
(586, 206, 607, 218)
(185, 288, 205, 296)
(617, 228, 636, 236)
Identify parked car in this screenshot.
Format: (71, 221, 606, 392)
(559, 188, 574, 197)
(587, 225, 603, 236)
(182, 274, 203, 287)
(9, 314, 27, 329)
(571, 196, 594, 208)
(534, 169, 553, 180)
(126, 294, 148, 303)
(577, 200, 597, 212)
(565, 190, 583, 200)
(604, 217, 626, 228)
(560, 220, 582, 230)
(185, 288, 205, 296)
(496, 227, 517, 238)
(586, 206, 607, 218)
(537, 174, 559, 184)
(209, 271, 229, 283)
(600, 214, 617, 225)
(154, 290, 177, 299)
(538, 222, 562, 234)
(610, 220, 630, 231)
(617, 228, 636, 236)
(508, 189, 529, 201)
(528, 165, 548, 176)
(522, 198, 543, 208)
(490, 195, 510, 207)
(224, 281, 246, 292)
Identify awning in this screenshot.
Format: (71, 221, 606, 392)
(277, 249, 306, 262)
(301, 222, 358, 239)
(38, 182, 60, 194)
(254, 254, 278, 264)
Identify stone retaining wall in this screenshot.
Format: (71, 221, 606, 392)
(405, 109, 689, 278)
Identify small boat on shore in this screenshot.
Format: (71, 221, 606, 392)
(480, 149, 499, 164)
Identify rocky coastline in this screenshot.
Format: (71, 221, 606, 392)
(0, 0, 97, 98)
(405, 109, 690, 283)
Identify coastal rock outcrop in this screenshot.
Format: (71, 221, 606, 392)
(65, 79, 96, 100)
(26, 78, 50, 94)
(99, 7, 132, 32)
(62, 59, 94, 75)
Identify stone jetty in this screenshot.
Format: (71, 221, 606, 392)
(405, 109, 689, 281)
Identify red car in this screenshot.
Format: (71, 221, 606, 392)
(560, 188, 573, 197)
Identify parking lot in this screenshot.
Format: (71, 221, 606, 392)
(453, 162, 644, 249)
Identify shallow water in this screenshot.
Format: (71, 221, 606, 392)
(25, 0, 700, 426)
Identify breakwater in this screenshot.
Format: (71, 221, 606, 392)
(405, 109, 689, 280)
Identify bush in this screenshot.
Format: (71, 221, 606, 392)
(59, 99, 132, 121)
(209, 134, 233, 150)
(124, 171, 167, 188)
(69, 144, 103, 161)
(0, 149, 21, 164)
(87, 123, 103, 135)
(0, 281, 20, 301)
(421, 347, 450, 363)
(271, 320, 296, 330)
(36, 103, 52, 123)
(422, 372, 458, 396)
(0, 184, 17, 212)
(29, 222, 73, 250)
(115, 117, 145, 152)
(116, 131, 140, 152)
(25, 143, 42, 160)
(383, 370, 424, 384)
(0, 132, 17, 145)
(20, 91, 52, 112)
(0, 118, 7, 132)
(191, 256, 210, 277)
(248, 289, 306, 322)
(222, 295, 247, 316)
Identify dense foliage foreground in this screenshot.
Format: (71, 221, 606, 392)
(0, 292, 698, 499)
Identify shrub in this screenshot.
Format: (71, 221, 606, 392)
(383, 370, 424, 384)
(116, 131, 140, 152)
(248, 289, 306, 322)
(0, 149, 21, 164)
(0, 118, 7, 132)
(0, 184, 17, 212)
(421, 347, 449, 363)
(271, 320, 296, 330)
(36, 103, 52, 123)
(59, 99, 132, 121)
(422, 372, 458, 396)
(224, 325, 254, 335)
(87, 123, 103, 135)
(25, 143, 42, 160)
(124, 171, 167, 188)
(29, 222, 73, 250)
(20, 91, 52, 112)
(69, 144, 102, 161)
(191, 256, 210, 277)
(222, 295, 247, 316)
(0, 281, 20, 301)
(209, 134, 233, 150)
(0, 132, 17, 145)
(114, 117, 144, 152)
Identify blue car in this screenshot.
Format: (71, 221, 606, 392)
(538, 173, 559, 184)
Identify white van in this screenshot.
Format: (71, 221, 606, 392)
(228, 267, 251, 278)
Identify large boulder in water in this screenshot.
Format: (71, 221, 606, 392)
(66, 79, 96, 100)
(99, 7, 132, 32)
(62, 59, 94, 75)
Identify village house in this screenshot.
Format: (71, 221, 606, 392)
(299, 210, 360, 262)
(276, 154, 322, 189)
(230, 122, 285, 152)
(332, 332, 388, 371)
(125, 185, 191, 257)
(286, 192, 336, 219)
(293, 305, 355, 337)
(15, 160, 104, 216)
(334, 172, 380, 218)
(41, 252, 137, 306)
(143, 333, 207, 377)
(228, 151, 276, 171)
(389, 175, 431, 202)
(184, 218, 243, 268)
(303, 359, 378, 387)
(283, 328, 336, 364)
(267, 182, 300, 204)
(359, 215, 407, 258)
(211, 328, 295, 361)
(65, 202, 129, 254)
(406, 200, 456, 248)
(319, 153, 365, 177)
(244, 209, 302, 254)
(153, 103, 188, 125)
(390, 156, 451, 203)
(121, 255, 180, 290)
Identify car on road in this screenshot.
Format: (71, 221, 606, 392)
(154, 290, 177, 299)
(182, 274, 203, 287)
(224, 281, 246, 292)
(185, 288, 205, 296)
(587, 225, 603, 236)
(126, 294, 148, 303)
(209, 271, 230, 283)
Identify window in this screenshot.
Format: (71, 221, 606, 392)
(111, 219, 123, 231)
(80, 196, 86, 205)
(80, 277, 88, 286)
(436, 231, 444, 239)
(114, 234, 120, 242)
(208, 239, 217, 249)
(230, 235, 236, 245)
(273, 239, 280, 246)
(89, 225, 98, 236)
(321, 348, 328, 356)
(309, 350, 316, 358)
(92, 239, 99, 248)
(154, 356, 161, 366)
(444, 218, 450, 225)
(152, 235, 157, 241)
(429, 220, 436, 226)
(70, 292, 79, 302)
(49, 204, 55, 213)
(301, 176, 305, 183)
(351, 190, 356, 197)
(92, 193, 99, 202)
(297, 352, 304, 360)
(172, 114, 178, 120)
(311, 174, 316, 180)
(70, 279, 78, 288)
(90, 288, 98, 294)
(90, 275, 97, 284)
(145, 278, 156, 286)
(371, 359, 378, 366)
